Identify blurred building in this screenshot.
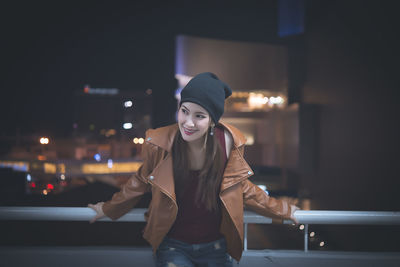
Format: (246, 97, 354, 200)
(69, 85, 153, 160)
(5, 86, 153, 162)
(73, 85, 153, 140)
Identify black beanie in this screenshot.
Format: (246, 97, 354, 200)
(180, 72, 232, 123)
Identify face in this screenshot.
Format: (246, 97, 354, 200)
(178, 102, 212, 143)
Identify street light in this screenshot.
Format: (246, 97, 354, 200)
(39, 137, 49, 145)
(123, 123, 133, 130)
(124, 100, 133, 108)
(39, 137, 50, 160)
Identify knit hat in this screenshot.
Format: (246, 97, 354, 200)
(180, 72, 232, 123)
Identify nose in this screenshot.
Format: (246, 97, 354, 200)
(185, 116, 195, 127)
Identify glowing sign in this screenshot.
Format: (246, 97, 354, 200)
(83, 85, 119, 95)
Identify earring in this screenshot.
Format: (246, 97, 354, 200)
(210, 124, 215, 136)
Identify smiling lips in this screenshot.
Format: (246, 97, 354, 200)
(183, 127, 197, 136)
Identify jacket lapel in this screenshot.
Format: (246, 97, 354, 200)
(220, 146, 253, 192)
(219, 121, 253, 192)
(145, 124, 179, 202)
(149, 153, 176, 202)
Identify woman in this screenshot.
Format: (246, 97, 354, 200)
(89, 72, 299, 267)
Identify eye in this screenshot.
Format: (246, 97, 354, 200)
(181, 108, 188, 114)
(196, 114, 206, 119)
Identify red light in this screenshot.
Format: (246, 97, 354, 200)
(37, 155, 46, 160)
(84, 85, 90, 93)
(47, 184, 54, 190)
(30, 182, 36, 188)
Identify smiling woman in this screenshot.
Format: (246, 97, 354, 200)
(178, 103, 211, 143)
(88, 72, 299, 266)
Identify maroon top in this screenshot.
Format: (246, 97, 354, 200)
(167, 126, 227, 244)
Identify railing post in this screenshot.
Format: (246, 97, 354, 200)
(304, 224, 309, 252)
(244, 223, 248, 251)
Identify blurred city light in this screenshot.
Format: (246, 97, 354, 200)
(60, 174, 66, 180)
(47, 184, 54, 190)
(245, 135, 255, 145)
(227, 91, 287, 111)
(44, 163, 57, 174)
(0, 160, 29, 172)
(248, 93, 269, 109)
(269, 96, 284, 105)
(124, 100, 133, 108)
(299, 224, 305, 230)
(39, 137, 49, 144)
(82, 162, 141, 174)
(107, 159, 113, 169)
(105, 129, 116, 137)
(84, 85, 119, 95)
(94, 153, 101, 162)
(58, 164, 66, 174)
(310, 231, 315, 237)
(26, 174, 32, 182)
(133, 137, 144, 144)
(123, 123, 133, 129)
(320, 241, 325, 247)
(42, 189, 48, 195)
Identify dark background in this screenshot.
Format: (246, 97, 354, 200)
(0, 1, 282, 137)
(1, 0, 399, 211)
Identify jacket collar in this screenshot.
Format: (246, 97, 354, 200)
(145, 121, 247, 152)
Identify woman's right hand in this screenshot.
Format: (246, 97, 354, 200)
(88, 202, 105, 224)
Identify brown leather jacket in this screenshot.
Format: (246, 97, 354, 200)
(102, 122, 294, 261)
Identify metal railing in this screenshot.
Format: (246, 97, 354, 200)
(1, 207, 400, 252)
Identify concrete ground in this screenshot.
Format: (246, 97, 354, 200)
(1, 247, 400, 267)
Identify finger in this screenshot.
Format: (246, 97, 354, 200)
(88, 204, 101, 213)
(90, 214, 102, 223)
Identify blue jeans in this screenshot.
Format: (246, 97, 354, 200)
(155, 237, 233, 267)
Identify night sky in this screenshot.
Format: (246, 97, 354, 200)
(1, 1, 177, 137)
(1, 1, 281, 138)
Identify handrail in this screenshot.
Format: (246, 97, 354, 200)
(1, 207, 400, 252)
(1, 207, 400, 225)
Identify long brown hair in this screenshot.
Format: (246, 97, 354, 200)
(172, 126, 225, 212)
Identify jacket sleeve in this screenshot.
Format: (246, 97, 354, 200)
(238, 146, 294, 222)
(102, 141, 157, 220)
(241, 179, 294, 222)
